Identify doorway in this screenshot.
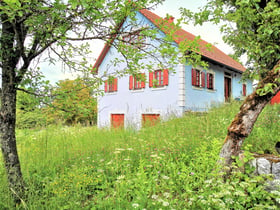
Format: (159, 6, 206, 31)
(224, 76, 232, 102)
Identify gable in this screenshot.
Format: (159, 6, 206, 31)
(93, 9, 246, 73)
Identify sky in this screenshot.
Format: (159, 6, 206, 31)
(41, 0, 233, 84)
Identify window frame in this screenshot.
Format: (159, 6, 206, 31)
(206, 71, 215, 90)
(149, 69, 169, 88)
(192, 68, 205, 88)
(105, 77, 118, 93)
(242, 83, 247, 96)
(129, 73, 146, 90)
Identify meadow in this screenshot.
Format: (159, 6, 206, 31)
(0, 102, 280, 209)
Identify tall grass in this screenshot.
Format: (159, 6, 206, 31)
(0, 102, 279, 209)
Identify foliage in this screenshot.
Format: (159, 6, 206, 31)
(16, 91, 48, 129)
(0, 102, 279, 209)
(45, 79, 97, 125)
(181, 0, 280, 80)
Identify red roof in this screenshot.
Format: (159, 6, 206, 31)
(93, 9, 246, 72)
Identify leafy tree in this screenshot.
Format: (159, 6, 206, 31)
(0, 0, 181, 204)
(46, 79, 97, 126)
(16, 90, 47, 129)
(181, 0, 280, 169)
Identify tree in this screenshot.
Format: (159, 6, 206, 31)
(181, 0, 280, 169)
(46, 79, 97, 126)
(0, 0, 180, 204)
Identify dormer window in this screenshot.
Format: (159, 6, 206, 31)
(122, 28, 146, 49)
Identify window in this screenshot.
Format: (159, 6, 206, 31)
(104, 78, 118, 93)
(242, 84, 247, 96)
(129, 73, 146, 90)
(111, 114, 124, 129)
(149, 69, 169, 88)
(142, 114, 160, 127)
(192, 69, 205, 88)
(207, 72, 214, 90)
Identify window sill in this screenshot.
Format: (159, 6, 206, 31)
(151, 86, 167, 91)
(106, 92, 117, 95)
(192, 86, 204, 91)
(130, 89, 145, 93)
(206, 89, 216, 93)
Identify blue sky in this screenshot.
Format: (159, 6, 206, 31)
(41, 0, 232, 84)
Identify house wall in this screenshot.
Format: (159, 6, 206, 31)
(185, 63, 253, 111)
(97, 12, 183, 129)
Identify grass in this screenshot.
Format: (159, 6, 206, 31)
(0, 102, 280, 209)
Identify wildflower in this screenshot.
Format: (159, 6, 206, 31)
(132, 203, 139, 208)
(97, 169, 104, 173)
(127, 148, 134, 151)
(162, 175, 170, 180)
(115, 148, 125, 151)
(190, 172, 194, 176)
(151, 194, 158, 200)
(163, 192, 170, 198)
(162, 201, 169, 207)
(114, 151, 121, 154)
(117, 175, 125, 180)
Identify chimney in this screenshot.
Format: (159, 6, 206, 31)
(165, 16, 175, 23)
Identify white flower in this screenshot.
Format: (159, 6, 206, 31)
(163, 192, 170, 198)
(127, 148, 134, 151)
(151, 194, 158, 200)
(115, 148, 125, 151)
(117, 175, 125, 180)
(162, 175, 170, 180)
(162, 201, 169, 206)
(132, 203, 139, 208)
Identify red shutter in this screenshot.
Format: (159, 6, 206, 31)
(243, 84, 246, 96)
(114, 78, 118, 92)
(141, 73, 145, 88)
(149, 72, 153, 87)
(129, 75, 133, 90)
(201, 71, 205, 88)
(207, 73, 210, 89)
(163, 69, 169, 86)
(192, 69, 196, 86)
(104, 81, 108, 92)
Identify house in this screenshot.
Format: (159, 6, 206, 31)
(94, 9, 253, 129)
(271, 91, 280, 105)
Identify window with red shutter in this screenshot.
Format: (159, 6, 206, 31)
(105, 77, 118, 93)
(129, 73, 146, 90)
(207, 73, 214, 90)
(149, 69, 169, 88)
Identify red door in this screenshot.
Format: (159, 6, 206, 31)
(142, 114, 160, 127)
(111, 114, 124, 128)
(224, 77, 231, 102)
(271, 91, 280, 105)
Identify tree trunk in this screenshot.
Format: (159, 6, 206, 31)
(0, 15, 25, 204)
(220, 61, 280, 168)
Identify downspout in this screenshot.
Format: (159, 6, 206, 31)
(178, 61, 185, 115)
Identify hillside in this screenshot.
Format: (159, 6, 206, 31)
(0, 102, 279, 209)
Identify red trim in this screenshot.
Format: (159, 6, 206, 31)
(192, 69, 196, 86)
(114, 78, 118, 91)
(129, 75, 133, 90)
(141, 73, 146, 88)
(242, 84, 246, 96)
(163, 69, 169, 86)
(201, 71, 205, 88)
(207, 73, 210, 89)
(149, 72, 153, 87)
